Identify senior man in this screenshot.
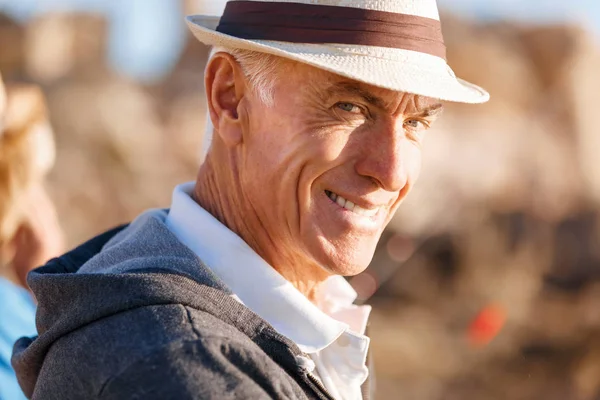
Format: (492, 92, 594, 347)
(12, 1, 488, 399)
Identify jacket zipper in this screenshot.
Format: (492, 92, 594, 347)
(306, 372, 336, 400)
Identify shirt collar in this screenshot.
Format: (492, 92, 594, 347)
(166, 182, 365, 353)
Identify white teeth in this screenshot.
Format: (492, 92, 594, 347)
(345, 201, 355, 211)
(326, 191, 380, 217)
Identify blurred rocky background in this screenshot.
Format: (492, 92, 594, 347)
(1, 0, 599, 399)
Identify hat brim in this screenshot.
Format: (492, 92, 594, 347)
(186, 15, 490, 104)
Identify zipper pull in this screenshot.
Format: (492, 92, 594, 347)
(294, 355, 336, 399)
(294, 355, 316, 373)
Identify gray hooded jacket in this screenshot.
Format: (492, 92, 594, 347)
(12, 210, 373, 399)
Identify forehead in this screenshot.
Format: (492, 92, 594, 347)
(287, 61, 441, 114)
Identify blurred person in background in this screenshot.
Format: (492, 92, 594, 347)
(11, 1, 488, 399)
(0, 73, 64, 400)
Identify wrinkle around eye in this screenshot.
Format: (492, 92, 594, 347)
(336, 102, 362, 114)
(331, 103, 371, 127)
(402, 118, 434, 144)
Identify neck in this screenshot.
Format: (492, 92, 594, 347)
(193, 150, 329, 301)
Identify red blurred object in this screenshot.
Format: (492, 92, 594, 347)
(468, 304, 507, 347)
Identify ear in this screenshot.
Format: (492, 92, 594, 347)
(204, 52, 247, 148)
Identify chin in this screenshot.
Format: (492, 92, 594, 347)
(311, 238, 377, 277)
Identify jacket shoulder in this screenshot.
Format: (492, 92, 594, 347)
(98, 335, 303, 399)
(33, 304, 308, 400)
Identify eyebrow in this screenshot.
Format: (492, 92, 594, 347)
(325, 82, 387, 110)
(325, 81, 444, 116)
(414, 103, 444, 118)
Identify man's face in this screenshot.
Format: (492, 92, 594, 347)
(238, 61, 442, 277)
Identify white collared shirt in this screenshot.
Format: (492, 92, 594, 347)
(165, 182, 371, 400)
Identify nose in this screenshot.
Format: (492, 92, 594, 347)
(354, 120, 414, 193)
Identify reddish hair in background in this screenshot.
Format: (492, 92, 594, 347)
(0, 82, 51, 262)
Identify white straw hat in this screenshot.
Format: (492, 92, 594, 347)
(186, 0, 489, 104)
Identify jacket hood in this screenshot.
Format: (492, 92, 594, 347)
(11, 210, 301, 398)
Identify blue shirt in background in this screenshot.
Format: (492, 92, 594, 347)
(0, 277, 37, 400)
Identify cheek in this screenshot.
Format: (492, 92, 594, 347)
(242, 127, 318, 212)
(305, 127, 354, 166)
(405, 145, 423, 184)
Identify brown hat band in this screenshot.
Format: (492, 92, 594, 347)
(216, 1, 447, 60)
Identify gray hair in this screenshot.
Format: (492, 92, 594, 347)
(202, 47, 283, 158)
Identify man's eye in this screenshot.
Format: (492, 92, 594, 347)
(404, 119, 428, 130)
(336, 102, 362, 114)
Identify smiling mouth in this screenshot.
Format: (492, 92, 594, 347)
(325, 190, 380, 217)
